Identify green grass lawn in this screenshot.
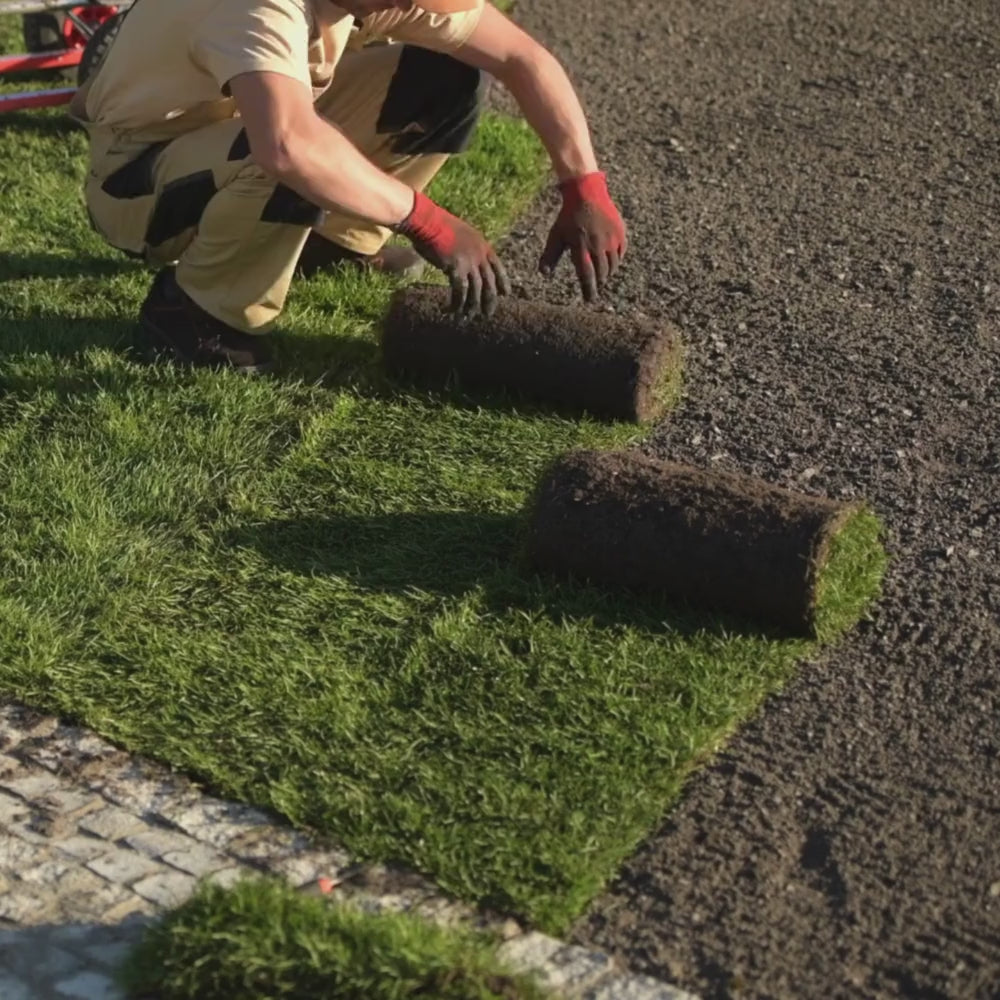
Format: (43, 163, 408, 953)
(0, 17, 885, 935)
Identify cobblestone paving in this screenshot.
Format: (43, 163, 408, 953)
(0, 703, 694, 999)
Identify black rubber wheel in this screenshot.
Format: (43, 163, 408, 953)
(22, 12, 67, 53)
(77, 10, 125, 85)
(21, 12, 80, 80)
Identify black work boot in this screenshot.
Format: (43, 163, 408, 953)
(137, 269, 273, 375)
(295, 232, 426, 281)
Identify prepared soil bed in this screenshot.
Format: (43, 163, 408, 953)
(382, 285, 682, 422)
(499, 0, 1000, 996)
(527, 449, 883, 637)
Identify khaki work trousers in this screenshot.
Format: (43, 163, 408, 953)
(82, 44, 480, 332)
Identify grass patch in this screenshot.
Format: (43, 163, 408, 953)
(813, 507, 887, 643)
(121, 879, 552, 1000)
(0, 14, 885, 935)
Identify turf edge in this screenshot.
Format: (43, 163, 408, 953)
(811, 506, 887, 643)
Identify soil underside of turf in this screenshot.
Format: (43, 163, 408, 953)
(528, 449, 850, 636)
(382, 285, 681, 422)
(496, 0, 1000, 997)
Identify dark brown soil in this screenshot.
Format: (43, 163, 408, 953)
(494, 0, 1000, 997)
(381, 285, 682, 421)
(528, 449, 855, 636)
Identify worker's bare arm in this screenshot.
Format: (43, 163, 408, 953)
(455, 3, 627, 300)
(456, 3, 598, 181)
(227, 69, 415, 226)
(229, 67, 504, 316)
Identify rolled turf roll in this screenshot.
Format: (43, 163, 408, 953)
(526, 449, 884, 637)
(381, 285, 683, 423)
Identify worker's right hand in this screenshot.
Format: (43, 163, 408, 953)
(396, 192, 510, 317)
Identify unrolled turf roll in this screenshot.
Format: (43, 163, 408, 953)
(382, 285, 683, 423)
(527, 449, 870, 636)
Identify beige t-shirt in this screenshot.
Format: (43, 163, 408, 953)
(79, 0, 484, 141)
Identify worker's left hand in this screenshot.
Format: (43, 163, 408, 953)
(539, 172, 627, 302)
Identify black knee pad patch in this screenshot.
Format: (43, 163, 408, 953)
(260, 183, 324, 228)
(376, 46, 486, 155)
(145, 170, 217, 247)
(228, 129, 251, 162)
(100, 141, 168, 200)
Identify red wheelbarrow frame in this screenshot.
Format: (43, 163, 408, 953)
(0, 0, 129, 112)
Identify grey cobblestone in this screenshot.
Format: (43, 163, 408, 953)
(58, 876, 134, 923)
(0, 707, 32, 745)
(355, 891, 417, 915)
(86, 848, 164, 886)
(20, 728, 115, 771)
(497, 931, 564, 973)
(57, 866, 125, 899)
(132, 869, 198, 908)
(157, 798, 272, 843)
(98, 764, 178, 813)
(17, 743, 101, 777)
(583, 977, 700, 1000)
(268, 849, 351, 887)
(0, 789, 28, 823)
(2, 928, 83, 980)
(217, 822, 308, 860)
(0, 884, 60, 923)
(53, 969, 125, 1000)
(161, 843, 230, 878)
(19, 856, 74, 884)
(0, 833, 50, 869)
(541, 944, 616, 992)
(56, 835, 116, 863)
(37, 788, 106, 820)
(30, 793, 107, 840)
(0, 706, 58, 743)
(123, 827, 199, 859)
(81, 938, 134, 970)
(78, 806, 146, 842)
(205, 866, 248, 889)
(0, 970, 33, 1000)
(1, 770, 64, 799)
(4, 814, 51, 845)
(412, 895, 476, 928)
(99, 897, 158, 924)
(21, 942, 83, 981)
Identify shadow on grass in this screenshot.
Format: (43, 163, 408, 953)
(0, 247, 638, 425)
(0, 313, 379, 391)
(374, 369, 639, 426)
(0, 106, 81, 137)
(228, 512, 779, 642)
(0, 251, 134, 281)
(0, 309, 630, 431)
(0, 314, 136, 366)
(272, 326, 384, 389)
(272, 337, 600, 421)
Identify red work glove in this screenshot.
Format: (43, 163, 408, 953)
(396, 192, 510, 317)
(539, 172, 628, 302)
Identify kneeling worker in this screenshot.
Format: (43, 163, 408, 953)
(70, 0, 628, 373)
